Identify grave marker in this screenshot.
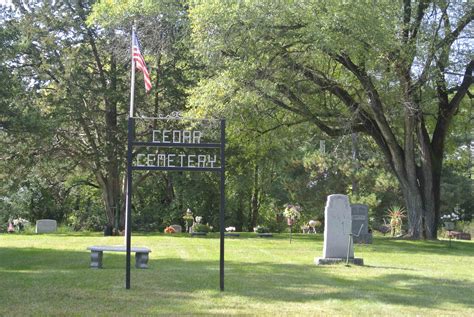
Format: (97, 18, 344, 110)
(315, 194, 363, 265)
(35, 219, 57, 233)
(351, 204, 372, 244)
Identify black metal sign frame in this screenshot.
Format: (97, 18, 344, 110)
(125, 117, 226, 291)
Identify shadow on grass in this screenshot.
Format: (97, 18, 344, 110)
(0, 246, 472, 314)
(148, 258, 474, 309)
(368, 237, 474, 256)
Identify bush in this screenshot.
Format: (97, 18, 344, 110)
(254, 226, 270, 233)
(193, 223, 211, 233)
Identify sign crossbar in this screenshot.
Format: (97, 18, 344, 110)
(132, 142, 221, 148)
(132, 166, 221, 172)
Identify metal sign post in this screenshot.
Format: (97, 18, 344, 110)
(219, 119, 225, 291)
(125, 116, 225, 291)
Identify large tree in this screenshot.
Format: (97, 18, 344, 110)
(189, 0, 473, 238)
(1, 0, 131, 230)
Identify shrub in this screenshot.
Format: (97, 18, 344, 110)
(254, 226, 270, 233)
(193, 223, 211, 233)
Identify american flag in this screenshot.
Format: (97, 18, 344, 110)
(132, 31, 152, 92)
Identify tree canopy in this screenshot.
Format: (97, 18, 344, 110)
(0, 0, 472, 239)
(188, 0, 473, 238)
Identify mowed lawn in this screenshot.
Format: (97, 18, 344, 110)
(0, 232, 473, 316)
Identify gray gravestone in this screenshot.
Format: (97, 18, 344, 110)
(315, 194, 363, 265)
(351, 204, 373, 244)
(170, 224, 182, 233)
(35, 219, 57, 233)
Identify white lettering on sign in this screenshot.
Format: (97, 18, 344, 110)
(179, 154, 186, 166)
(208, 155, 217, 168)
(147, 154, 155, 166)
(172, 130, 181, 143)
(162, 130, 171, 143)
(197, 155, 206, 167)
(136, 154, 146, 166)
(152, 129, 203, 144)
(137, 129, 219, 168)
(193, 131, 202, 143)
(188, 154, 196, 167)
(136, 153, 218, 169)
(168, 154, 175, 167)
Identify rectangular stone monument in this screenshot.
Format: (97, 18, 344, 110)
(35, 219, 57, 233)
(315, 194, 363, 265)
(351, 204, 373, 244)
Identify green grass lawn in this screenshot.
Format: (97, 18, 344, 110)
(0, 232, 473, 316)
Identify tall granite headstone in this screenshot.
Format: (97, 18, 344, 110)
(35, 219, 57, 233)
(315, 194, 363, 265)
(351, 204, 373, 244)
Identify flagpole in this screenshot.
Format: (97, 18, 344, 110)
(125, 23, 136, 289)
(129, 25, 136, 118)
(125, 24, 136, 245)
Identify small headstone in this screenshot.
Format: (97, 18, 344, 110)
(35, 219, 57, 234)
(315, 194, 363, 265)
(351, 204, 372, 244)
(170, 224, 182, 233)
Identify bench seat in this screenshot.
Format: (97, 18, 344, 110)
(87, 245, 151, 269)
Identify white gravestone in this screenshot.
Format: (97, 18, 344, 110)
(323, 194, 353, 258)
(315, 194, 363, 265)
(35, 219, 57, 233)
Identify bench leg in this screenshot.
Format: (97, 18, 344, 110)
(90, 251, 103, 269)
(135, 252, 149, 269)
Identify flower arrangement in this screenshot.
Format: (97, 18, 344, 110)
(164, 226, 176, 234)
(441, 212, 460, 231)
(309, 220, 322, 229)
(183, 209, 194, 222)
(283, 204, 302, 228)
(283, 204, 302, 220)
(440, 213, 460, 222)
(303, 220, 321, 233)
(183, 209, 194, 233)
(225, 226, 236, 232)
(11, 217, 29, 231)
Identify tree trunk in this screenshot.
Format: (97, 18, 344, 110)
(235, 196, 245, 232)
(351, 132, 359, 195)
(248, 164, 260, 231)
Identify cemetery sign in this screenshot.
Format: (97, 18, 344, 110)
(124, 114, 226, 291)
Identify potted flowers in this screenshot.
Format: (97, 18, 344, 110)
(225, 226, 239, 237)
(441, 212, 459, 231)
(191, 216, 209, 236)
(283, 204, 302, 243)
(386, 205, 406, 237)
(441, 212, 459, 246)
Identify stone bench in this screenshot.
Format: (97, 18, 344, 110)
(87, 246, 151, 269)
